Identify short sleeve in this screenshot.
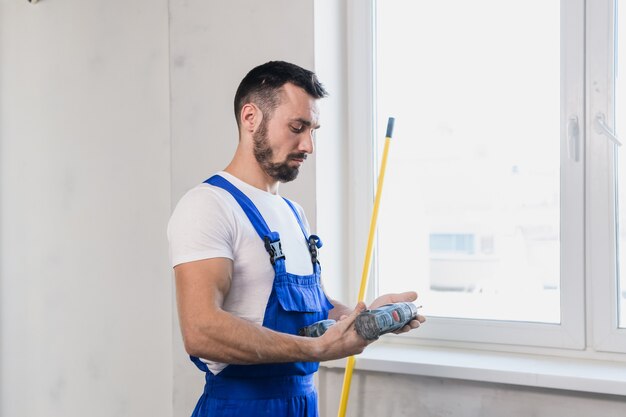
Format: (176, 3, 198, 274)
(167, 186, 235, 268)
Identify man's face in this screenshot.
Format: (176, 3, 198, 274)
(252, 83, 320, 183)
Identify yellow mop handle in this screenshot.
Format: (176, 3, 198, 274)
(337, 117, 395, 417)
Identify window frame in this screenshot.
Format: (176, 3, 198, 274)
(345, 0, 626, 352)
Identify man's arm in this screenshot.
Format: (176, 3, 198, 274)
(175, 257, 370, 365)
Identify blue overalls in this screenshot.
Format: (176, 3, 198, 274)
(190, 175, 334, 417)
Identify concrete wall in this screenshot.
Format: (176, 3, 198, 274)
(318, 368, 626, 417)
(0, 1, 172, 416)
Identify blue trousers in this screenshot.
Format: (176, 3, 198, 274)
(191, 373, 319, 417)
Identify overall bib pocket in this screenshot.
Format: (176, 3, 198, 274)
(269, 274, 334, 336)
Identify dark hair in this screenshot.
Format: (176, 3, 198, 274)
(234, 61, 328, 127)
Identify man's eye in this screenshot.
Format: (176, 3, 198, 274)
(290, 125, 304, 133)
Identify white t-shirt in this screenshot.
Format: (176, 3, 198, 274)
(167, 171, 316, 374)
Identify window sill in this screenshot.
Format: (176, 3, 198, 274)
(320, 342, 626, 396)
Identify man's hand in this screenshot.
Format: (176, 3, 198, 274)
(314, 302, 372, 361)
(369, 291, 426, 335)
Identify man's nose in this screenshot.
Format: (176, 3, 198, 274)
(299, 130, 314, 154)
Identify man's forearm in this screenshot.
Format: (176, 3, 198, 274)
(182, 304, 369, 366)
(183, 308, 322, 365)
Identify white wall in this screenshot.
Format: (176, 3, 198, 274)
(313, 0, 350, 303)
(0, 1, 172, 416)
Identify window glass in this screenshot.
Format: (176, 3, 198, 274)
(375, 0, 561, 323)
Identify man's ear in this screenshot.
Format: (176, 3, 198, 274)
(240, 103, 263, 133)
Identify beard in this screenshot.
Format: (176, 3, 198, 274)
(252, 119, 307, 183)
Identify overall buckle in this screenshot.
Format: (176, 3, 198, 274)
(308, 235, 323, 264)
(264, 236, 285, 265)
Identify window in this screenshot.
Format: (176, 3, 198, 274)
(376, 0, 563, 326)
(589, 0, 626, 352)
(348, 0, 626, 352)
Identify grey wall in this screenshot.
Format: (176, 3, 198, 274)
(169, 0, 317, 211)
(0, 1, 172, 416)
(318, 368, 626, 417)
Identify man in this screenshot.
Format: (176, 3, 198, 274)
(168, 61, 425, 417)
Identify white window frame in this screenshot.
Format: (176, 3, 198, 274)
(346, 0, 626, 354)
(588, 0, 626, 353)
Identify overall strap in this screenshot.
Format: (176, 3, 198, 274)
(282, 198, 309, 241)
(205, 175, 285, 268)
(282, 197, 323, 267)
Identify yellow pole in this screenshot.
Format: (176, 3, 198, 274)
(337, 117, 395, 417)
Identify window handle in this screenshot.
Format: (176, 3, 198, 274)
(594, 113, 622, 146)
(568, 116, 580, 162)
